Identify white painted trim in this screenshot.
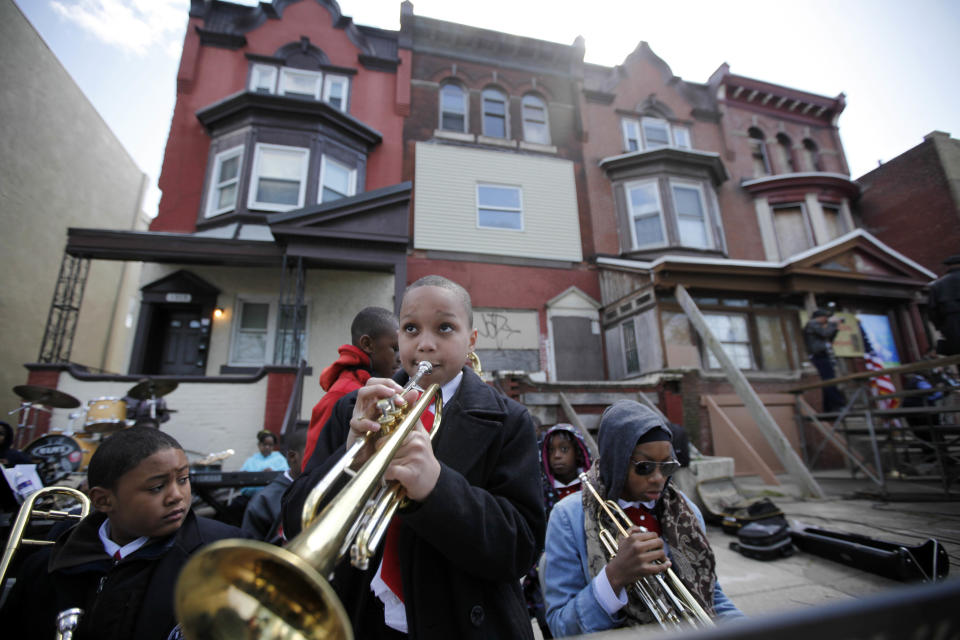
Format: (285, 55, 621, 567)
(621, 118, 641, 152)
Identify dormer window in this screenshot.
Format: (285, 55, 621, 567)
(251, 65, 277, 93)
(621, 117, 692, 152)
(279, 68, 323, 100)
(247, 62, 349, 112)
(323, 75, 349, 111)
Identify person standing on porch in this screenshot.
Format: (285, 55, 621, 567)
(803, 309, 846, 413)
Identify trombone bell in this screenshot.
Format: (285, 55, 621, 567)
(174, 540, 351, 640)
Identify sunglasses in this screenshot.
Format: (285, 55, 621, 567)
(630, 458, 681, 477)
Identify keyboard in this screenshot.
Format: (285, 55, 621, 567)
(189, 470, 281, 488)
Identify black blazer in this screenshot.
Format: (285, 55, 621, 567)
(282, 367, 545, 640)
(1, 510, 244, 640)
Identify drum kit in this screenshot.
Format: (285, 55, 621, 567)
(9, 379, 178, 486)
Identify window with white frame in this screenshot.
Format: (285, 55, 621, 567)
(772, 204, 813, 259)
(482, 88, 508, 138)
(622, 120, 642, 152)
(673, 126, 691, 149)
(206, 146, 244, 217)
(439, 83, 467, 132)
(477, 184, 522, 230)
(521, 94, 550, 144)
(250, 64, 277, 94)
(249, 144, 309, 212)
(642, 117, 671, 149)
(671, 181, 711, 249)
(278, 68, 323, 100)
(231, 300, 271, 364)
(625, 180, 666, 248)
(622, 117, 692, 152)
(230, 299, 309, 366)
(323, 74, 349, 111)
(703, 312, 754, 369)
(319, 156, 356, 203)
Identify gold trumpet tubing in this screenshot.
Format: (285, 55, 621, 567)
(666, 568, 714, 625)
(285, 385, 440, 574)
(300, 362, 434, 532)
(350, 391, 443, 570)
(0, 486, 90, 589)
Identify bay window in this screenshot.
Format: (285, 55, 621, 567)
(249, 144, 309, 212)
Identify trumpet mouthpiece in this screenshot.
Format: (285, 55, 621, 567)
(416, 361, 433, 375)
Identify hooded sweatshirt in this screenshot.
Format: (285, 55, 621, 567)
(303, 344, 373, 464)
(539, 424, 593, 514)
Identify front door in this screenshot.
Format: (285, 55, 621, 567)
(158, 308, 204, 375)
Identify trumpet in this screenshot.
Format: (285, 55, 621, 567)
(174, 361, 442, 640)
(580, 473, 714, 630)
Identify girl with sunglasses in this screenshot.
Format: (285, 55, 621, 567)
(540, 400, 742, 636)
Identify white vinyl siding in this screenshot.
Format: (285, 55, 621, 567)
(414, 143, 581, 261)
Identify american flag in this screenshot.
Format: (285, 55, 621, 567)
(861, 323, 898, 410)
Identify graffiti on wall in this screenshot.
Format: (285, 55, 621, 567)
(474, 309, 538, 350)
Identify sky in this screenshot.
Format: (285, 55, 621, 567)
(13, 0, 960, 218)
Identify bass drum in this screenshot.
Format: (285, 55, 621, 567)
(23, 434, 97, 485)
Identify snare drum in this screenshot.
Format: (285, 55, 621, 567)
(84, 397, 127, 433)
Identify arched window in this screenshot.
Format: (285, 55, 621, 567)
(776, 133, 796, 173)
(803, 138, 822, 171)
(482, 87, 508, 138)
(521, 94, 550, 144)
(748, 127, 771, 177)
(439, 83, 467, 132)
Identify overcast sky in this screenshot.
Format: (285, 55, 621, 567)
(14, 0, 960, 217)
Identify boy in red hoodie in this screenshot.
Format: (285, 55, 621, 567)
(303, 306, 398, 465)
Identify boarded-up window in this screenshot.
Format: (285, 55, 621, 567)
(772, 205, 812, 259)
(552, 316, 603, 381)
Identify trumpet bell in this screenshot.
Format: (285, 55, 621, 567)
(174, 539, 352, 640)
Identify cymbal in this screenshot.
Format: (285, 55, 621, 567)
(12, 385, 81, 408)
(127, 378, 178, 400)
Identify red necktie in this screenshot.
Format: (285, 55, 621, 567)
(113, 550, 122, 561)
(622, 505, 661, 536)
(381, 406, 434, 600)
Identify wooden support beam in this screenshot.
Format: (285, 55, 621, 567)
(676, 284, 826, 498)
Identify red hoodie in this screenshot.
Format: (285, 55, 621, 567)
(302, 344, 372, 467)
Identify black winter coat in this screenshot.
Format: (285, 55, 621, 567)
(282, 367, 545, 640)
(1, 510, 243, 640)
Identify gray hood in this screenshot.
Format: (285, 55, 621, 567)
(597, 400, 673, 501)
